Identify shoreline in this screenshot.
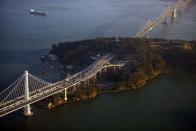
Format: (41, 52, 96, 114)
(40, 70, 170, 109)
(38, 37, 195, 109)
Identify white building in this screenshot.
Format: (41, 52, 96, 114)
(49, 54, 58, 61)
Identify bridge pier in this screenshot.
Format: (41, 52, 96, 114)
(23, 70, 33, 117)
(99, 70, 102, 77)
(64, 88, 67, 101)
(172, 8, 177, 19)
(93, 75, 97, 84)
(73, 85, 76, 91)
(164, 16, 169, 24)
(146, 17, 150, 39)
(146, 32, 149, 39)
(82, 81, 86, 88)
(87, 79, 89, 86)
(104, 68, 107, 73)
(24, 104, 32, 117)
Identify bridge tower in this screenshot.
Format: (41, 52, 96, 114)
(23, 70, 33, 116)
(146, 17, 150, 39)
(172, 8, 177, 19)
(164, 16, 169, 24)
(64, 88, 67, 101)
(163, 5, 169, 24)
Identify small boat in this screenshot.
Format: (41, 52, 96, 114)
(29, 9, 46, 16)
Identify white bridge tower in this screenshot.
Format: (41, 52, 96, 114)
(172, 8, 177, 19)
(23, 70, 33, 116)
(64, 88, 67, 101)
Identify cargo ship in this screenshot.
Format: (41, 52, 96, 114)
(29, 9, 46, 16)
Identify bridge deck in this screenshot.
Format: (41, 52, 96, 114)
(0, 54, 128, 117)
(135, 0, 192, 38)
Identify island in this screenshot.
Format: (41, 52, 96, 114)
(38, 37, 196, 109)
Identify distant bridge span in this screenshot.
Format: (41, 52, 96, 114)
(135, 0, 192, 38)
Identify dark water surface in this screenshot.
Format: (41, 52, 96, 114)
(0, 0, 196, 50)
(0, 0, 196, 130)
(0, 72, 196, 130)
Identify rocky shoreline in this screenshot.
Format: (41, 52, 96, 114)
(41, 67, 169, 109)
(38, 37, 195, 109)
(40, 69, 170, 109)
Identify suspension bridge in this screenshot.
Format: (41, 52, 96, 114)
(135, 0, 192, 38)
(0, 54, 128, 117)
(0, 0, 193, 118)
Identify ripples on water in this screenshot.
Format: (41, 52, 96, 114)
(0, 0, 195, 50)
